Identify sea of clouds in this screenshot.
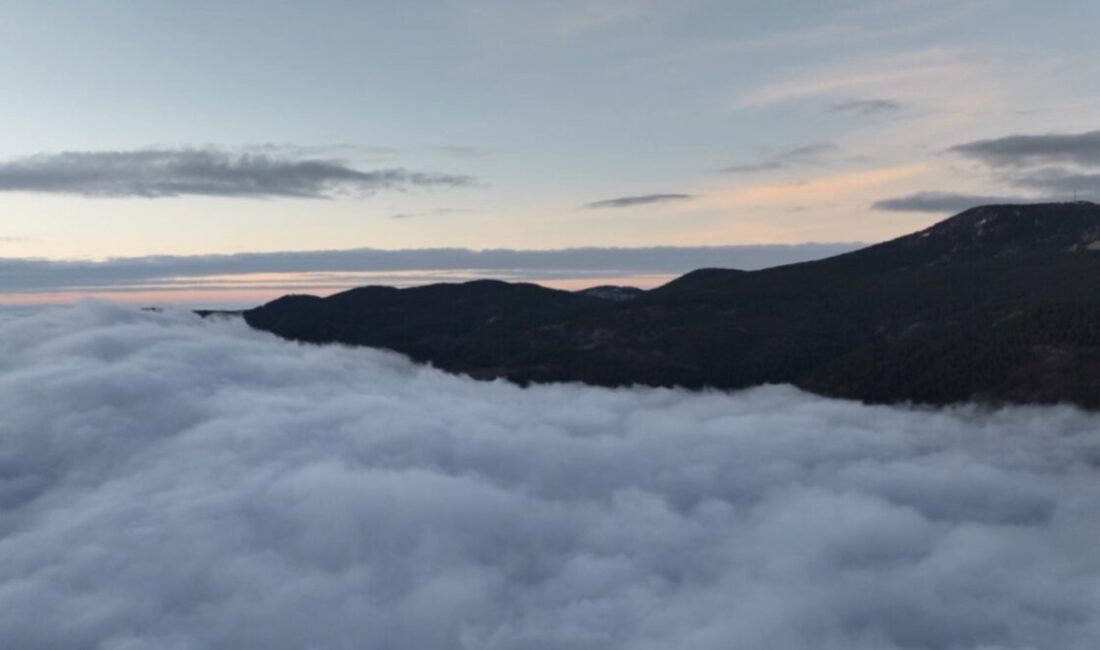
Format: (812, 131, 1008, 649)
(2, 303, 1100, 649)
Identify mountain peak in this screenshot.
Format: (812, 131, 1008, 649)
(922, 202, 1100, 247)
(861, 202, 1100, 269)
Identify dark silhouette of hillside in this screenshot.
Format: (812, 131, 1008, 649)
(243, 203, 1100, 407)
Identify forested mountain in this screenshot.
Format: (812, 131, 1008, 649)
(243, 203, 1100, 407)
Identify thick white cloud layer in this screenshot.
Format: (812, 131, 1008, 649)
(3, 303, 1100, 649)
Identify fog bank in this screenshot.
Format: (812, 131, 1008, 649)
(2, 303, 1100, 649)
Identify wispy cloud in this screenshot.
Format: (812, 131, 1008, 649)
(663, 1, 985, 60)
(548, 0, 658, 34)
(0, 148, 473, 199)
(731, 47, 1001, 113)
(721, 143, 836, 174)
(585, 193, 694, 209)
(242, 143, 400, 159)
(461, 0, 675, 39)
(425, 145, 492, 158)
(700, 164, 930, 209)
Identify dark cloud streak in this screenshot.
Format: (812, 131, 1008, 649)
(949, 130, 1100, 168)
(585, 193, 694, 208)
(0, 148, 473, 199)
(871, 191, 1042, 213)
(827, 99, 903, 116)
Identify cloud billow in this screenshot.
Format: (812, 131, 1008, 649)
(0, 148, 473, 198)
(1, 303, 1100, 648)
(585, 193, 694, 209)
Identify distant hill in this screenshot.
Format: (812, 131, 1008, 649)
(243, 203, 1100, 408)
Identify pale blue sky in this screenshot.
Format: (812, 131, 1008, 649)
(2, 0, 1100, 302)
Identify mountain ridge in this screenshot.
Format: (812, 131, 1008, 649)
(243, 203, 1100, 408)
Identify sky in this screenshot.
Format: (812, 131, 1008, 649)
(5, 301, 1100, 648)
(3, 0, 1100, 304)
